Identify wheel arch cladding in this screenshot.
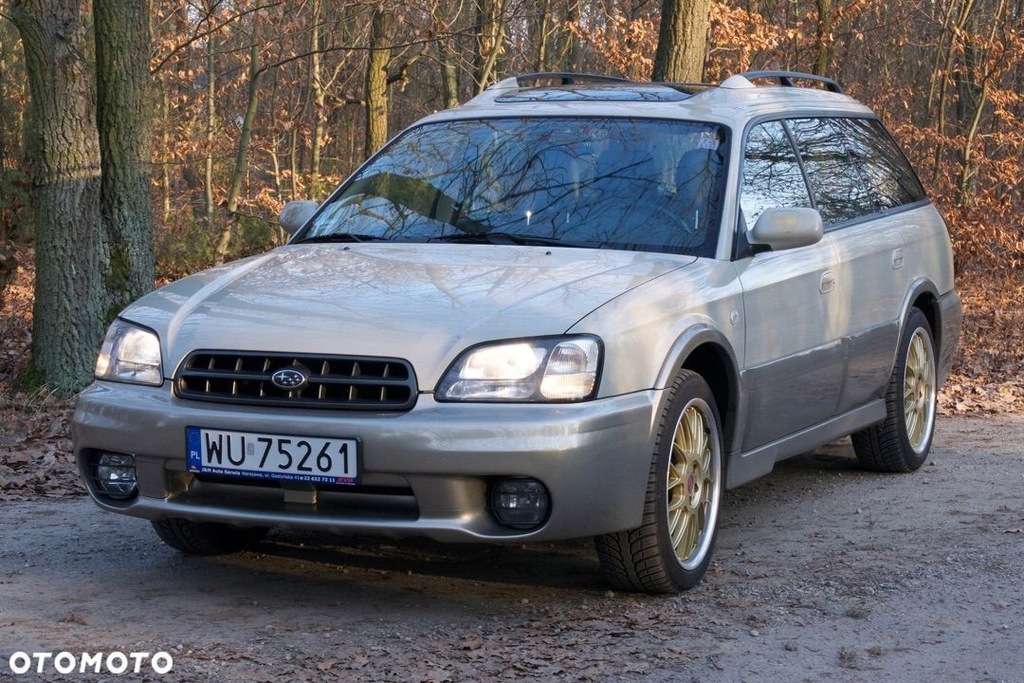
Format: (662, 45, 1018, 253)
(682, 342, 737, 458)
(913, 291, 940, 348)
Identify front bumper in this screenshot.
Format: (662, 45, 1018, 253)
(73, 382, 660, 542)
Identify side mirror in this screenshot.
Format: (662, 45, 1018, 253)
(278, 200, 319, 235)
(748, 207, 824, 251)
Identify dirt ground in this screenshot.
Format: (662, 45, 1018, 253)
(0, 414, 1021, 683)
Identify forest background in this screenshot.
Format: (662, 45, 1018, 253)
(0, 0, 1022, 496)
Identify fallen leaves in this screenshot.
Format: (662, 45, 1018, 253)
(0, 394, 81, 501)
(939, 264, 1024, 416)
(459, 635, 484, 651)
(59, 611, 88, 626)
(1, 248, 82, 501)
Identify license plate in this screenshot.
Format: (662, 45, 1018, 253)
(186, 427, 359, 485)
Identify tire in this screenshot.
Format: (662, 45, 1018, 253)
(151, 518, 268, 555)
(852, 307, 937, 472)
(595, 370, 723, 594)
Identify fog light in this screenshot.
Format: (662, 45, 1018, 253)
(94, 453, 138, 500)
(490, 478, 549, 529)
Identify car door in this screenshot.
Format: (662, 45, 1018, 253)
(735, 120, 845, 451)
(787, 117, 911, 412)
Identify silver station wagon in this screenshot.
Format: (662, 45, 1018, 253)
(74, 71, 961, 593)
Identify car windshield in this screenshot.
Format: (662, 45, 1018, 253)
(300, 117, 728, 257)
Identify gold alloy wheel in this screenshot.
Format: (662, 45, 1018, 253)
(666, 401, 720, 570)
(594, 372, 723, 593)
(903, 328, 936, 453)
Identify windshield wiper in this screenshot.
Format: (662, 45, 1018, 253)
(430, 231, 589, 248)
(298, 233, 390, 244)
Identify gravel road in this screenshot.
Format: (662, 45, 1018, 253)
(1, 414, 1022, 682)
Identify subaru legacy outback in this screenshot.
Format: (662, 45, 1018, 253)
(74, 71, 961, 593)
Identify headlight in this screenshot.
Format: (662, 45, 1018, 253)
(437, 336, 601, 402)
(94, 319, 163, 386)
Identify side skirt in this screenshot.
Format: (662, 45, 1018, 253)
(725, 400, 886, 489)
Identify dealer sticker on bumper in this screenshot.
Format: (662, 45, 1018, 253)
(186, 426, 359, 485)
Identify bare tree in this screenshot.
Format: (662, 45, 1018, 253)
(216, 13, 262, 263)
(473, 0, 507, 92)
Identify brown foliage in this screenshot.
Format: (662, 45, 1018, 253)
(1, 0, 1022, 499)
(0, 246, 80, 500)
(0, 246, 34, 387)
(706, 2, 783, 78)
(939, 265, 1024, 415)
(564, 15, 657, 80)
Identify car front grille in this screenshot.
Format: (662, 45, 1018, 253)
(175, 351, 418, 411)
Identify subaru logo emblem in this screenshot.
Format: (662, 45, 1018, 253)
(270, 367, 309, 391)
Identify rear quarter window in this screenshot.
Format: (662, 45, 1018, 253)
(788, 117, 927, 227)
(838, 118, 927, 209)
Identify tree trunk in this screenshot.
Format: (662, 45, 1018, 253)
(651, 0, 710, 82)
(532, 0, 553, 72)
(310, 0, 326, 194)
(812, 0, 833, 76)
(926, 0, 959, 125)
(289, 126, 299, 200)
(160, 76, 171, 222)
(0, 22, 15, 296)
(930, 0, 979, 182)
(10, 0, 107, 393)
(556, 0, 581, 70)
(955, 0, 1006, 207)
(94, 0, 155, 312)
(204, 28, 216, 231)
(432, 1, 461, 109)
(473, 0, 506, 93)
(365, 6, 393, 158)
(216, 18, 262, 264)
(0, 26, 11, 174)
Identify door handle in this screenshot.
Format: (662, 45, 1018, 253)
(820, 270, 836, 294)
(892, 248, 905, 270)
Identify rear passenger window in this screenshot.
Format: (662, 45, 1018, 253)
(788, 118, 877, 226)
(838, 118, 926, 209)
(740, 121, 812, 227)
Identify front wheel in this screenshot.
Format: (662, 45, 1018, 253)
(595, 370, 723, 594)
(852, 307, 937, 472)
(151, 518, 269, 555)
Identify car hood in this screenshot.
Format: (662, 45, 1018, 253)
(123, 243, 695, 388)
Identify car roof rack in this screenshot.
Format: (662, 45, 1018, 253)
(472, 70, 846, 107)
(739, 70, 845, 94)
(510, 72, 634, 86)
(473, 72, 637, 105)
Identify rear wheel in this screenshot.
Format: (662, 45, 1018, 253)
(852, 307, 937, 472)
(151, 518, 268, 555)
(595, 370, 723, 594)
